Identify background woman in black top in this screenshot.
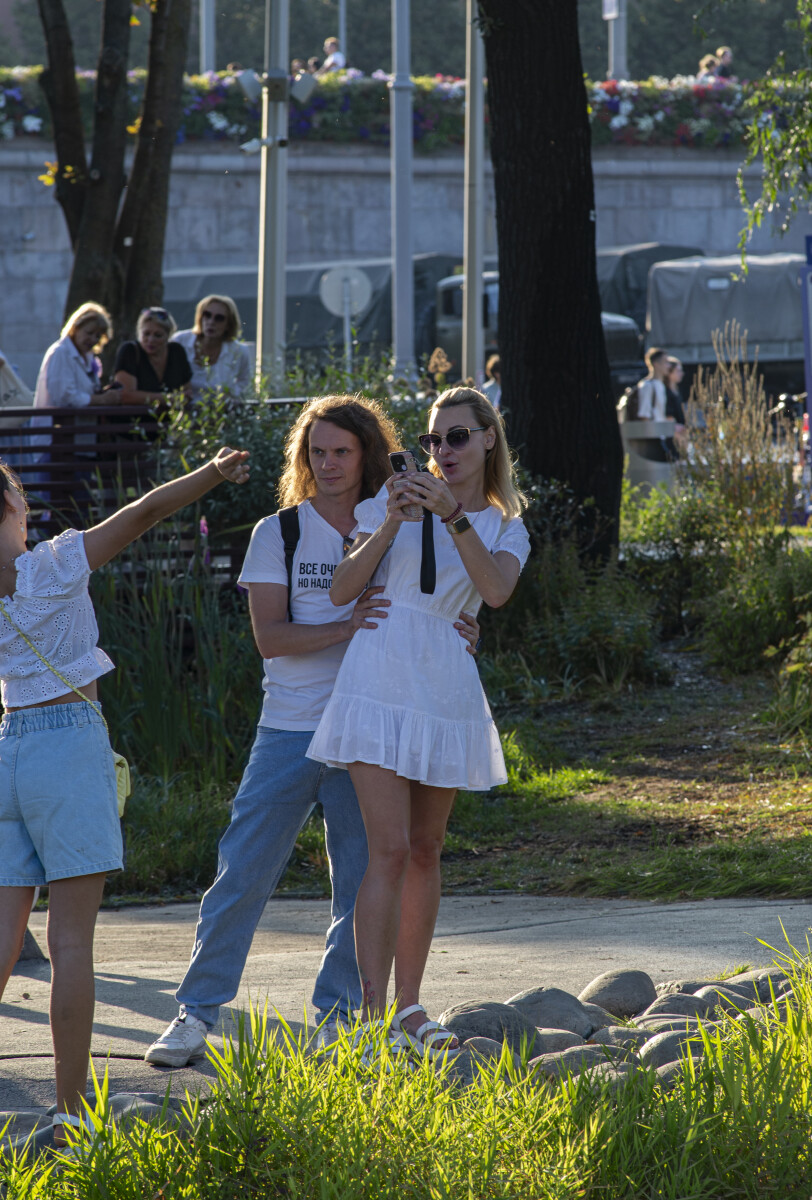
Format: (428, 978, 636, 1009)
(113, 308, 192, 404)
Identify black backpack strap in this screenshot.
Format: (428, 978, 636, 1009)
(277, 505, 300, 622)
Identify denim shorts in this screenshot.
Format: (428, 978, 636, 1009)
(0, 701, 123, 886)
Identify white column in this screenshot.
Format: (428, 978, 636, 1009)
(390, 0, 415, 382)
(606, 0, 628, 80)
(338, 0, 348, 67)
(256, 0, 289, 393)
(199, 0, 216, 73)
(462, 0, 484, 385)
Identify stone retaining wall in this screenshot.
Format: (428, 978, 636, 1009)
(1, 143, 808, 386)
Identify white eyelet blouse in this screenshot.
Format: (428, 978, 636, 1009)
(0, 529, 114, 708)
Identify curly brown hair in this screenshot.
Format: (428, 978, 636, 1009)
(278, 394, 399, 507)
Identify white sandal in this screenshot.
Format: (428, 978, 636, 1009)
(393, 1004, 460, 1060)
(52, 1111, 83, 1149)
(353, 1019, 409, 1070)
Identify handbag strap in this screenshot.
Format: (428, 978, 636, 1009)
(0, 596, 109, 735)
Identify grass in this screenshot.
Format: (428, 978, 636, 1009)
(95, 645, 812, 905)
(6, 945, 812, 1198)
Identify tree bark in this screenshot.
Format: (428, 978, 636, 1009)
(479, 0, 623, 540)
(63, 0, 133, 318)
(36, 0, 87, 245)
(112, 0, 193, 343)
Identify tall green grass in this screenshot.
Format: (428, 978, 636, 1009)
(6, 947, 812, 1198)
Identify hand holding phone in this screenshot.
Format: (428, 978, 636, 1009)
(388, 450, 424, 520)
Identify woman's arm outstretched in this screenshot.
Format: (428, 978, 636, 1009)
(83, 447, 249, 570)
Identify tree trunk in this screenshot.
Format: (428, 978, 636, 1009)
(112, 0, 193, 343)
(35, 0, 191, 350)
(479, 0, 623, 541)
(63, 0, 133, 318)
(36, 0, 87, 245)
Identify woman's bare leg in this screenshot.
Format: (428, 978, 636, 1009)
(0, 886, 37, 998)
(348, 763, 412, 1021)
(393, 784, 457, 1042)
(46, 872, 106, 1122)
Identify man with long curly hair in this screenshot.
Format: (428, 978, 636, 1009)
(145, 395, 479, 1063)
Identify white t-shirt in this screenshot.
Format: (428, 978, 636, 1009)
(238, 500, 357, 731)
(637, 378, 667, 420)
(321, 50, 346, 70)
(0, 529, 114, 707)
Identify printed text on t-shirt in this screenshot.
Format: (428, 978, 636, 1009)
(298, 561, 336, 590)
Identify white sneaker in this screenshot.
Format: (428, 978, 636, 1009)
(314, 1014, 348, 1050)
(144, 1014, 209, 1067)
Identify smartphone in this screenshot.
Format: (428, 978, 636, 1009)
(389, 450, 424, 520)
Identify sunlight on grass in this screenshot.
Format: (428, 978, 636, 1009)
(8, 943, 812, 1198)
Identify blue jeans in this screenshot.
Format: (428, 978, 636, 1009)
(176, 726, 368, 1028)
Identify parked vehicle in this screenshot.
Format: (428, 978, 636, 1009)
(647, 252, 806, 395)
(432, 272, 644, 397)
(597, 241, 704, 331)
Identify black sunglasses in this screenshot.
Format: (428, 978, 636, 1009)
(418, 426, 487, 455)
(202, 310, 227, 323)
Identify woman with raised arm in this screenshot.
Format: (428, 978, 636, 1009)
(307, 387, 529, 1059)
(0, 446, 249, 1143)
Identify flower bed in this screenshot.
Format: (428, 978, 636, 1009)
(0, 65, 769, 151)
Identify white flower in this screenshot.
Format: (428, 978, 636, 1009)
(619, 98, 634, 116)
(1, 120, 14, 139)
(654, 110, 665, 122)
(207, 111, 228, 131)
(618, 81, 638, 98)
(635, 114, 655, 133)
(609, 114, 628, 130)
(22, 114, 42, 133)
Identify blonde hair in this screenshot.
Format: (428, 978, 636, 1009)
(62, 302, 112, 351)
(428, 386, 526, 518)
(193, 294, 242, 341)
(278, 394, 399, 507)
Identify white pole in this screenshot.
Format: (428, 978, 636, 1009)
(390, 0, 415, 383)
(342, 276, 353, 377)
(607, 0, 628, 80)
(199, 0, 215, 73)
(256, 0, 289, 394)
(338, 0, 348, 67)
(462, 0, 484, 386)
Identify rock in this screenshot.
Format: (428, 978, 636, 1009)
(442, 1048, 486, 1090)
(655, 979, 717, 997)
(463, 1036, 520, 1070)
(528, 1046, 607, 1081)
(578, 970, 657, 1020)
(505, 988, 593, 1038)
(636, 993, 715, 1020)
(572, 1061, 638, 1095)
(725, 967, 789, 1001)
(655, 1060, 689, 1092)
(638, 1030, 705, 1070)
(693, 985, 749, 1016)
(632, 1017, 708, 1036)
(587, 1026, 649, 1054)
(532, 1028, 586, 1055)
(438, 1001, 538, 1054)
(108, 1093, 192, 1133)
(579, 1001, 617, 1033)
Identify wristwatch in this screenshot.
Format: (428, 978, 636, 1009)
(446, 513, 472, 536)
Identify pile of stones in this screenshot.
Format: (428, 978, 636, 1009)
(437, 965, 796, 1091)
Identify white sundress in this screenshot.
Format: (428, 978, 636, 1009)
(306, 491, 530, 791)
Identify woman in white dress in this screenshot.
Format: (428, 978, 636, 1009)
(172, 295, 252, 408)
(307, 387, 529, 1056)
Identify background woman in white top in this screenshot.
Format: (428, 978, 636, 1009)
(0, 446, 249, 1142)
(172, 295, 252, 407)
(307, 387, 529, 1057)
(33, 304, 113, 411)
